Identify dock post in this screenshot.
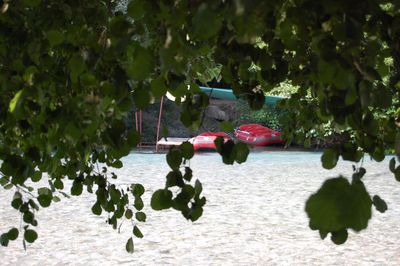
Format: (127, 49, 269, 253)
(156, 96, 164, 152)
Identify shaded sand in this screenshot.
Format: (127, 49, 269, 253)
(1, 152, 399, 265)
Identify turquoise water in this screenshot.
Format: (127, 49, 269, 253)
(1, 151, 399, 265)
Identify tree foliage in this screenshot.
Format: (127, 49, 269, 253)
(0, 0, 399, 250)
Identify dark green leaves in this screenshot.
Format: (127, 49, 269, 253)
(389, 158, 396, 173)
(7, 228, 19, 241)
(9, 89, 24, 113)
(11, 192, 23, 210)
(125, 209, 133, 219)
(305, 176, 372, 244)
(151, 189, 173, 210)
(321, 149, 339, 169)
(180, 142, 194, 160)
(131, 184, 145, 197)
(68, 55, 86, 83)
(126, 237, 134, 253)
(133, 226, 143, 238)
(0, 234, 9, 247)
(372, 195, 387, 213)
(24, 229, 38, 243)
(234, 142, 250, 164)
(219, 121, 234, 133)
(192, 4, 222, 39)
(47, 30, 64, 46)
(331, 229, 348, 245)
(37, 187, 53, 207)
(1, 227, 20, 246)
(127, 0, 146, 20)
(125, 46, 154, 81)
(71, 181, 83, 196)
(91, 201, 102, 216)
(135, 211, 146, 222)
(22, 0, 40, 8)
(389, 158, 400, 182)
(150, 77, 168, 98)
(166, 149, 182, 170)
(215, 139, 249, 165)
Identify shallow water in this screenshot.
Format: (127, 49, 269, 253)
(0, 151, 399, 265)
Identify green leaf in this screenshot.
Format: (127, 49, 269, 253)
(126, 237, 134, 253)
(127, 130, 141, 147)
(352, 167, 366, 181)
(192, 5, 221, 39)
(37, 195, 51, 207)
(0, 234, 9, 247)
(54, 179, 64, 190)
(109, 185, 121, 204)
(219, 121, 234, 133)
(11, 192, 22, 209)
(305, 176, 372, 243)
(151, 189, 173, 210)
(180, 142, 194, 160)
(194, 179, 203, 195)
(22, 0, 40, 8)
(345, 87, 358, 105)
(166, 149, 182, 170)
(38, 188, 52, 197)
(321, 149, 339, 169)
(126, 46, 154, 81)
(0, 176, 8, 186)
(71, 181, 83, 196)
(131, 184, 145, 197)
(28, 199, 39, 211)
(389, 157, 396, 173)
(68, 55, 86, 82)
(166, 170, 183, 188)
(359, 80, 372, 109)
(188, 205, 203, 222)
(9, 89, 24, 113)
(127, 0, 145, 20)
(395, 166, 400, 182)
(319, 230, 328, 240)
(91, 202, 102, 216)
(31, 171, 42, 182)
(47, 30, 64, 46)
(183, 167, 193, 182)
(24, 229, 38, 243)
(133, 226, 143, 238)
(215, 138, 235, 164)
(372, 85, 392, 109)
(125, 209, 133, 219)
(331, 229, 348, 245)
(135, 211, 146, 222)
(234, 142, 249, 164)
(111, 160, 123, 169)
(7, 228, 19, 241)
(134, 197, 144, 211)
(248, 91, 265, 110)
(151, 77, 167, 98)
(37, 195, 52, 208)
(133, 88, 151, 109)
(372, 195, 388, 213)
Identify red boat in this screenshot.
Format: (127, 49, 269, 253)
(190, 132, 231, 151)
(234, 124, 284, 146)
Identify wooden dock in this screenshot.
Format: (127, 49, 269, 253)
(156, 137, 191, 147)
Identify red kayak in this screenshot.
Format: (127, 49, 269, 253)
(234, 124, 284, 146)
(190, 132, 231, 151)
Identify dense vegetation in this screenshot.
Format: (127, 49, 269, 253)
(0, 0, 399, 252)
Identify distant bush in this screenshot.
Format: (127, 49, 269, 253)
(235, 100, 287, 131)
